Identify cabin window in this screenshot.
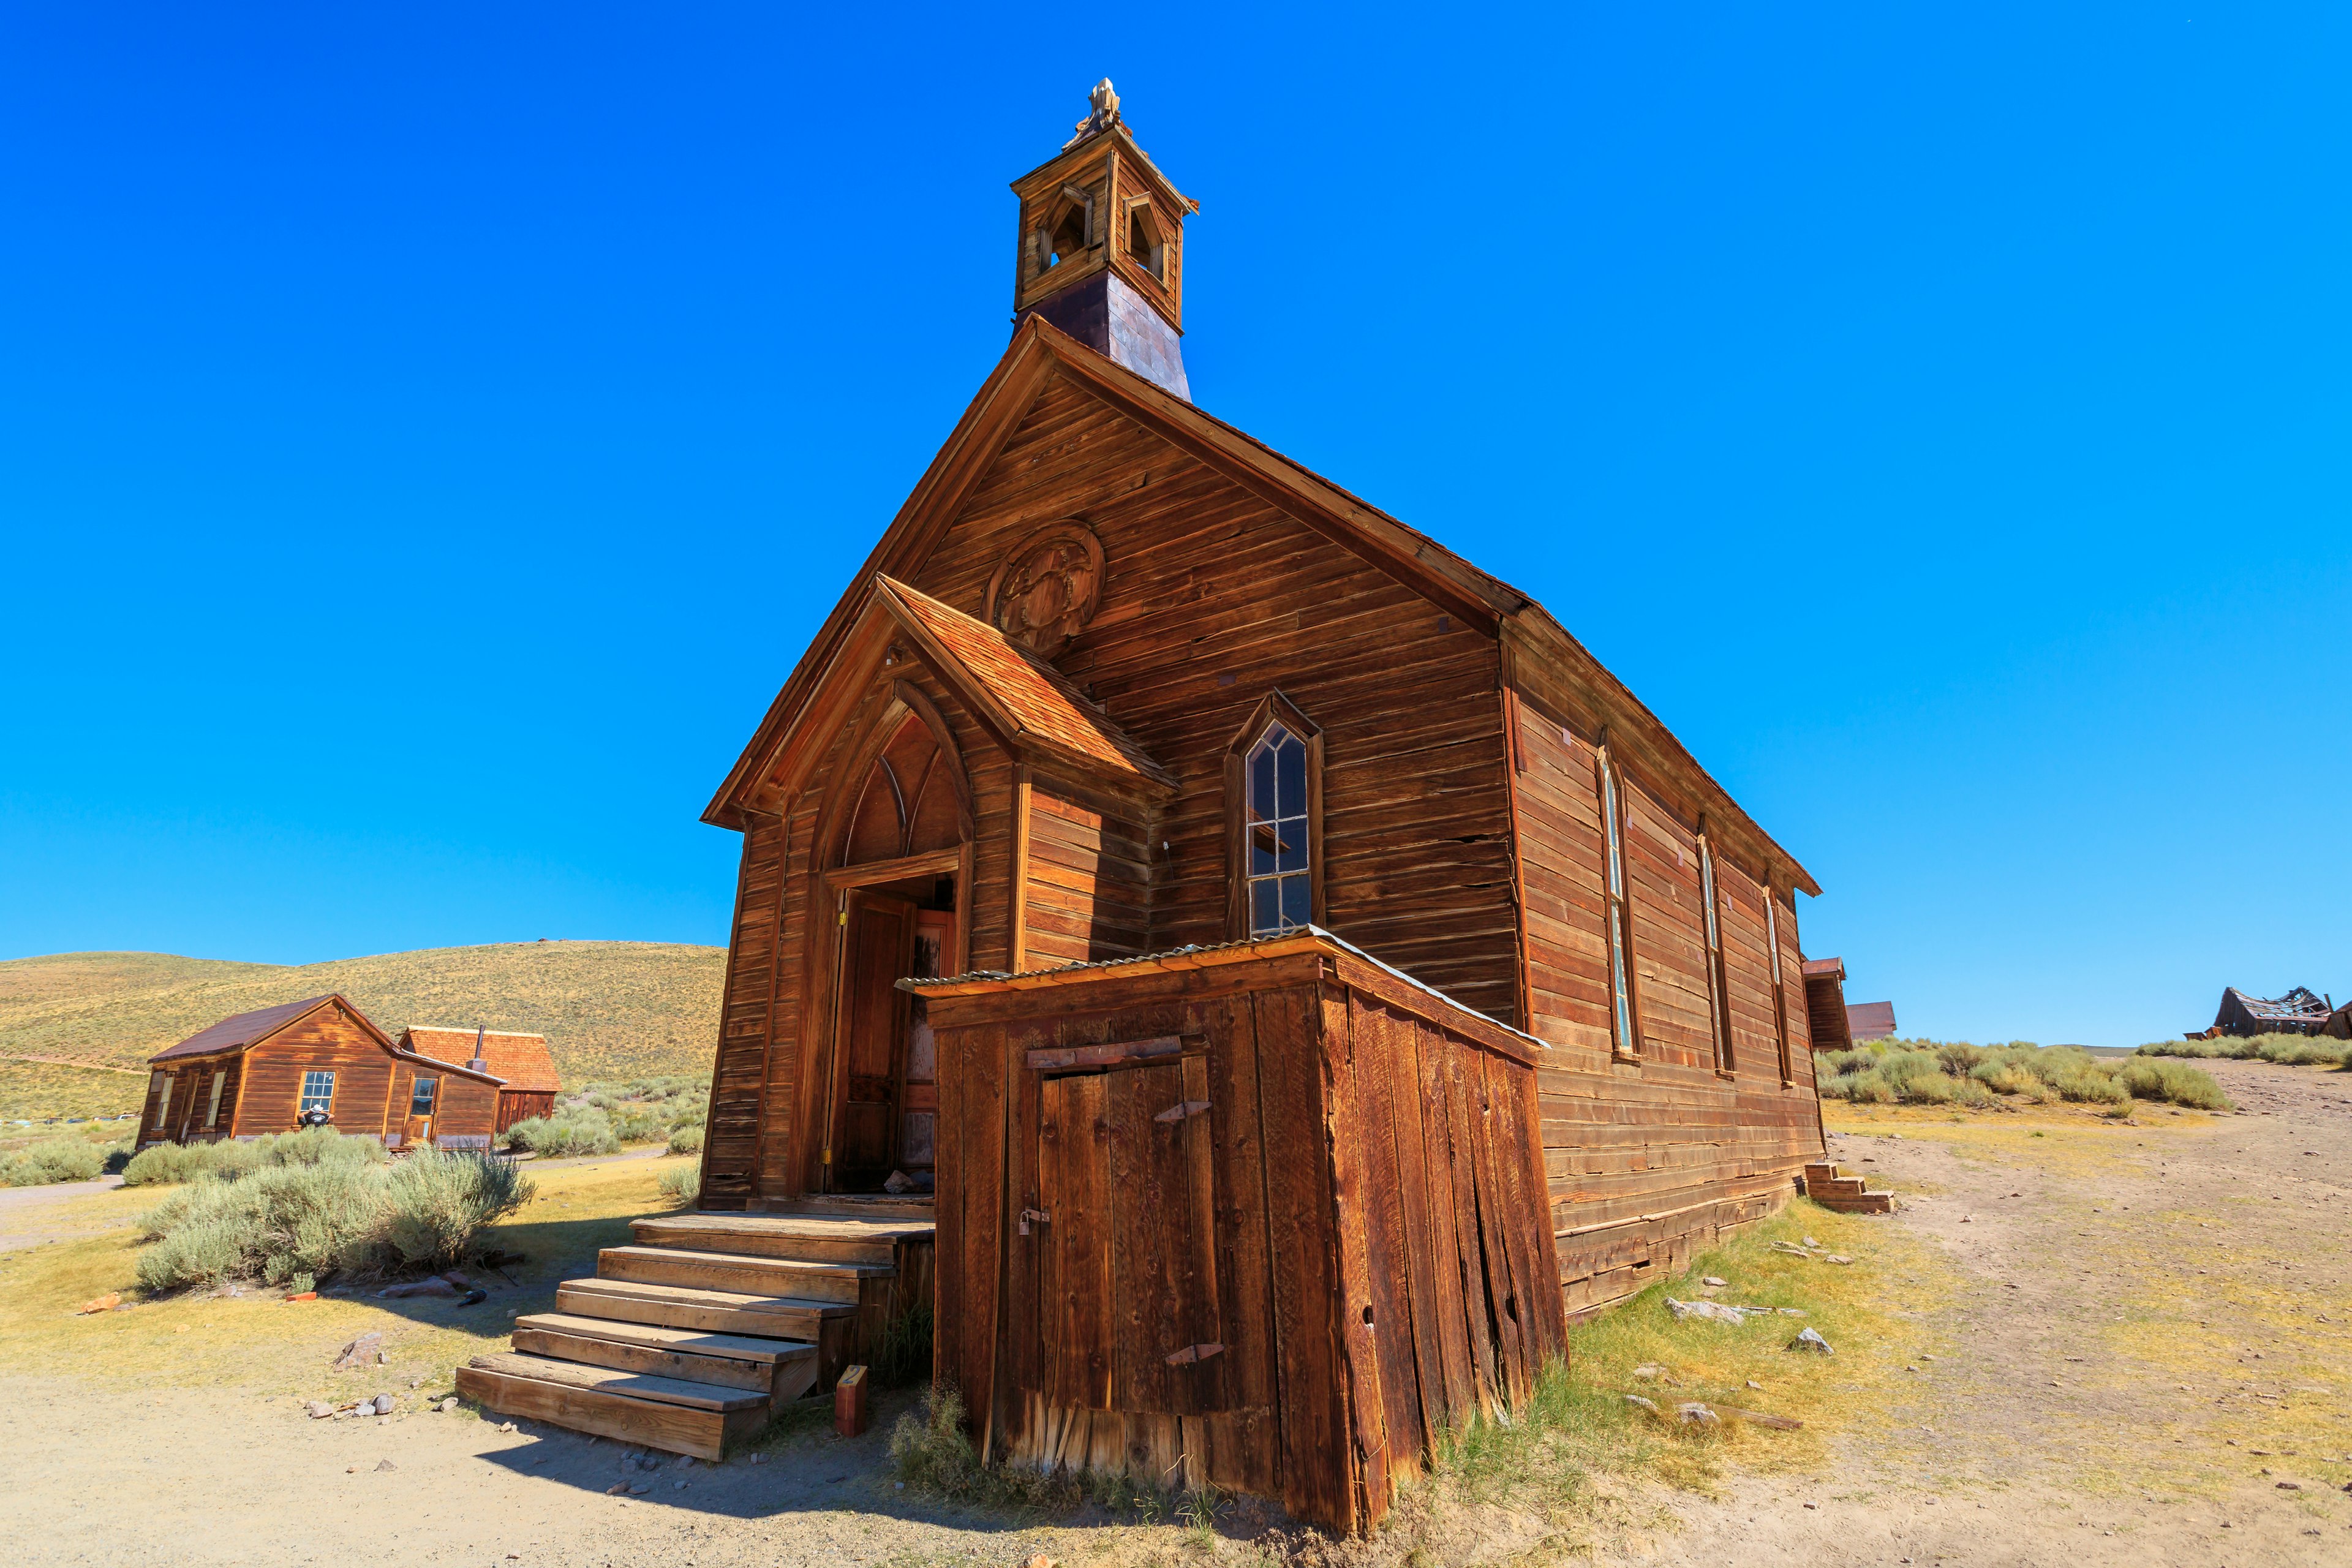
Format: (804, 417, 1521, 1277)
(205, 1071, 226, 1128)
(410, 1077, 439, 1116)
(149, 1072, 171, 1129)
(1699, 835, 1735, 1074)
(1226, 694, 1323, 940)
(1764, 890, 1793, 1084)
(1597, 745, 1640, 1059)
(1246, 723, 1312, 935)
(300, 1071, 336, 1117)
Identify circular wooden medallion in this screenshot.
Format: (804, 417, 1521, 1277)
(984, 522, 1106, 658)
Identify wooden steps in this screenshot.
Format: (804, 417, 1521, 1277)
(595, 1244, 888, 1303)
(1801, 1163, 1896, 1214)
(460, 1204, 933, 1459)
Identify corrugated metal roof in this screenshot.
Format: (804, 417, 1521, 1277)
(150, 995, 335, 1063)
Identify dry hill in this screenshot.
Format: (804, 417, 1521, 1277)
(0, 941, 725, 1121)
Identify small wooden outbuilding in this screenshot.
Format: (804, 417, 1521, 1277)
(1802, 957, 1852, 1053)
(397, 1027, 562, 1131)
(143, 994, 503, 1150)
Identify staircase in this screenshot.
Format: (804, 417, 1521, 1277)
(456, 1198, 935, 1459)
(1801, 1162, 1896, 1214)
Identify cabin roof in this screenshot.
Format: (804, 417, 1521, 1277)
(1845, 1001, 1898, 1041)
(1801, 956, 1846, 981)
(706, 314, 1816, 894)
(873, 576, 1173, 790)
(2219, 986, 2331, 1025)
(151, 994, 341, 1063)
(398, 1027, 561, 1093)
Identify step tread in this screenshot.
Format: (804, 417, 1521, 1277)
(560, 1276, 858, 1319)
(635, 1213, 934, 1242)
(454, 1365, 754, 1461)
(512, 1313, 815, 1364)
(600, 1244, 894, 1279)
(467, 1351, 767, 1412)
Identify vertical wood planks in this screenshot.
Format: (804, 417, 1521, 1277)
(1317, 982, 1389, 1529)
(1041, 1071, 1113, 1409)
(1343, 994, 1427, 1474)
(1250, 983, 1353, 1534)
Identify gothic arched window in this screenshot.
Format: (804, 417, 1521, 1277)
(1226, 694, 1323, 938)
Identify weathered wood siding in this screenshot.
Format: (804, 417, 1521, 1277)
(924, 937, 1562, 1537)
(913, 374, 1519, 1017)
(1507, 690, 1822, 1317)
(1020, 775, 1152, 969)
(383, 1056, 500, 1148)
(227, 1002, 394, 1139)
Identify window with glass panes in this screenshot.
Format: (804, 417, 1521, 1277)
(1699, 834, 1734, 1074)
(1245, 722, 1312, 935)
(1764, 891, 1793, 1084)
(300, 1071, 336, 1116)
(1597, 745, 1640, 1058)
(410, 1077, 438, 1116)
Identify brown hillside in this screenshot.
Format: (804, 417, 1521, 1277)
(0, 941, 725, 1121)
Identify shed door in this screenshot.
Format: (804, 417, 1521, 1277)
(1035, 1058, 1226, 1415)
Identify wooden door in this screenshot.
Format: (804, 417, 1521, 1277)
(899, 909, 954, 1176)
(1033, 1058, 1226, 1415)
(831, 891, 917, 1191)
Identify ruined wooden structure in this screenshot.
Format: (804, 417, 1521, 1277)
(143, 994, 502, 1150)
(576, 85, 1834, 1529)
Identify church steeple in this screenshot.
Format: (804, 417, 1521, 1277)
(1010, 80, 1199, 401)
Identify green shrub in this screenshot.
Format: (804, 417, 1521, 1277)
(135, 1149, 533, 1293)
(504, 1109, 620, 1158)
(658, 1157, 701, 1202)
(2117, 1057, 2233, 1111)
(2139, 1033, 2349, 1066)
(666, 1124, 704, 1155)
(121, 1128, 386, 1188)
(1823, 1068, 1895, 1103)
(889, 1384, 1077, 1511)
(1, 1137, 108, 1186)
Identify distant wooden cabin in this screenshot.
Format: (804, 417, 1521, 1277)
(1845, 1000, 1899, 1042)
(397, 1027, 562, 1131)
(1803, 957, 1853, 1052)
(677, 87, 1829, 1532)
(143, 994, 503, 1151)
(2208, 986, 2332, 1038)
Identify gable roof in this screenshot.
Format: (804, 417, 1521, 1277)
(1845, 1001, 1898, 1041)
(151, 994, 375, 1064)
(398, 1027, 561, 1094)
(872, 576, 1173, 791)
(2217, 986, 2331, 1028)
(705, 313, 1817, 895)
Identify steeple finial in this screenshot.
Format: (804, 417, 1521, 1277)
(1064, 78, 1124, 149)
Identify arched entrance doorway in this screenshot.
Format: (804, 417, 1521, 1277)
(815, 685, 973, 1194)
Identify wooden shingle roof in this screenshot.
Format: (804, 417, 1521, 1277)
(873, 575, 1175, 793)
(397, 1027, 562, 1094)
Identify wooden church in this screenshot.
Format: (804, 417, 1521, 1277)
(464, 82, 1827, 1533)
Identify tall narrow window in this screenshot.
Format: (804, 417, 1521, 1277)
(410, 1077, 439, 1116)
(1597, 745, 1640, 1059)
(1699, 834, 1734, 1075)
(1227, 693, 1323, 940)
(149, 1072, 172, 1131)
(1763, 889, 1793, 1084)
(1246, 723, 1312, 935)
(300, 1071, 336, 1117)
(205, 1071, 226, 1129)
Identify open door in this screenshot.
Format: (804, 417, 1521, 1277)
(828, 889, 918, 1192)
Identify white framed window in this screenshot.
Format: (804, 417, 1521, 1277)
(150, 1072, 172, 1130)
(1245, 722, 1313, 936)
(1596, 744, 1640, 1059)
(409, 1077, 437, 1117)
(205, 1071, 227, 1128)
(1699, 834, 1733, 1075)
(299, 1071, 336, 1117)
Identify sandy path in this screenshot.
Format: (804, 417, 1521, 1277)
(1606, 1058, 2352, 1567)
(0, 1175, 127, 1253)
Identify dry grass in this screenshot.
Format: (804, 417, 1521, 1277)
(0, 941, 725, 1119)
(0, 1152, 699, 1403)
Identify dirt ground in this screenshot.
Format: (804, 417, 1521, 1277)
(1602, 1057, 2352, 1568)
(2, 1063, 2347, 1567)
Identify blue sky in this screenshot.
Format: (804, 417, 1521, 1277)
(4, 4, 2346, 1046)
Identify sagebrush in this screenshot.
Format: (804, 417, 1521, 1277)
(122, 1125, 388, 1187)
(135, 1144, 533, 1294)
(2139, 1033, 2348, 1068)
(0, 1136, 112, 1186)
(1819, 1039, 2230, 1112)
